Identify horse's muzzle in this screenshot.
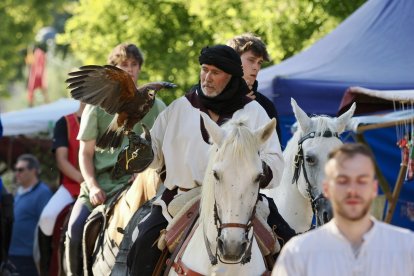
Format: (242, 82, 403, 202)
(217, 234, 248, 261)
(314, 197, 333, 226)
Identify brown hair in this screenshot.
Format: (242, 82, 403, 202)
(227, 33, 270, 62)
(328, 143, 376, 166)
(107, 43, 144, 67)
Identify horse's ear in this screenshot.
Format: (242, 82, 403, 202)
(291, 98, 311, 132)
(255, 118, 276, 145)
(336, 102, 356, 133)
(200, 112, 225, 146)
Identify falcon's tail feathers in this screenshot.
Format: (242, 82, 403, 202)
(96, 115, 124, 149)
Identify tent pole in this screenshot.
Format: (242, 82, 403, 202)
(384, 157, 408, 223)
(355, 133, 392, 202)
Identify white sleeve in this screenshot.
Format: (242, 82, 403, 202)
(272, 242, 304, 276)
(250, 101, 284, 189)
(148, 105, 170, 170)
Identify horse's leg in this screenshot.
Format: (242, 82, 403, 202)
(127, 206, 168, 276)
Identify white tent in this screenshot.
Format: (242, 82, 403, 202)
(1, 98, 79, 136)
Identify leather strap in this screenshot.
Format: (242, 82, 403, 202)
(172, 258, 204, 276)
(163, 207, 199, 276)
(220, 223, 249, 229)
(170, 224, 202, 276)
(152, 247, 169, 276)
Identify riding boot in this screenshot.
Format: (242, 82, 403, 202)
(65, 235, 82, 276)
(260, 194, 296, 245)
(38, 228, 53, 276)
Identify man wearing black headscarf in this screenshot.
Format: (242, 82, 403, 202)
(126, 45, 287, 275)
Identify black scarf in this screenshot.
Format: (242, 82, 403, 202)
(251, 80, 259, 94)
(196, 76, 249, 115)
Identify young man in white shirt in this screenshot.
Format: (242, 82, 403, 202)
(273, 143, 414, 276)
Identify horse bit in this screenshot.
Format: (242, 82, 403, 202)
(291, 130, 339, 225)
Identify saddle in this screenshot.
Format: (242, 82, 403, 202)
(157, 192, 280, 271)
(82, 186, 128, 276)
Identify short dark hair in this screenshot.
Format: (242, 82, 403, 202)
(328, 143, 376, 166)
(227, 33, 270, 62)
(17, 154, 40, 172)
(107, 43, 144, 67)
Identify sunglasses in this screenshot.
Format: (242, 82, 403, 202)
(14, 167, 28, 173)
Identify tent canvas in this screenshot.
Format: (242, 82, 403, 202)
(1, 98, 79, 136)
(257, 0, 414, 229)
(258, 0, 414, 117)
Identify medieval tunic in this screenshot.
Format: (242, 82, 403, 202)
(77, 98, 166, 210)
(273, 218, 414, 276)
(149, 92, 284, 191)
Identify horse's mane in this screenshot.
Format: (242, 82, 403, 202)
(283, 115, 336, 170)
(199, 118, 260, 225)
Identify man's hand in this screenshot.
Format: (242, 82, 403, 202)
(89, 185, 107, 206)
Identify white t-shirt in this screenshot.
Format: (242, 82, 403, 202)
(149, 94, 283, 190)
(273, 218, 414, 276)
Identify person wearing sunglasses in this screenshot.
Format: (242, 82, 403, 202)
(8, 154, 52, 276)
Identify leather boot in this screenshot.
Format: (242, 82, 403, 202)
(38, 228, 52, 276)
(64, 234, 82, 276)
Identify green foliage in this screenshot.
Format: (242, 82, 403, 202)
(58, 0, 365, 104)
(0, 0, 69, 98)
(1, 0, 366, 105)
(58, 0, 212, 103)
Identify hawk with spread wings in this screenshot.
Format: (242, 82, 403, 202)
(66, 65, 176, 149)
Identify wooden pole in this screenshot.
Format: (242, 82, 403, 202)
(384, 162, 408, 223)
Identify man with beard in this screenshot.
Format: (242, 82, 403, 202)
(127, 45, 285, 275)
(273, 143, 414, 276)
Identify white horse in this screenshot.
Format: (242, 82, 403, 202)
(168, 115, 277, 276)
(263, 98, 356, 233)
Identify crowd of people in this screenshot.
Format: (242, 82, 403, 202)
(0, 34, 413, 276)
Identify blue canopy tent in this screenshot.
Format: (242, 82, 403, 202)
(257, 0, 414, 229)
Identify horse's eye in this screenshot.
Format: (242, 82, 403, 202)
(213, 170, 219, 180)
(305, 155, 316, 166)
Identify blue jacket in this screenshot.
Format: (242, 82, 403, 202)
(9, 181, 52, 256)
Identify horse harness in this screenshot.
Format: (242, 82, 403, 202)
(164, 190, 274, 275)
(291, 131, 339, 221)
(203, 186, 260, 267)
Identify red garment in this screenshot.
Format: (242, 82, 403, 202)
(27, 48, 46, 102)
(62, 113, 81, 197)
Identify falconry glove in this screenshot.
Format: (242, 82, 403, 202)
(111, 124, 154, 179)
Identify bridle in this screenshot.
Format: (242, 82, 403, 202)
(292, 130, 340, 225)
(203, 187, 260, 265)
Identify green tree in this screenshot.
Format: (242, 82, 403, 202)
(0, 0, 69, 98)
(2, 0, 365, 104)
(59, 0, 365, 104)
(58, 0, 213, 103)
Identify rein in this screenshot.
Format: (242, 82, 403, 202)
(203, 188, 260, 265)
(291, 131, 339, 219)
